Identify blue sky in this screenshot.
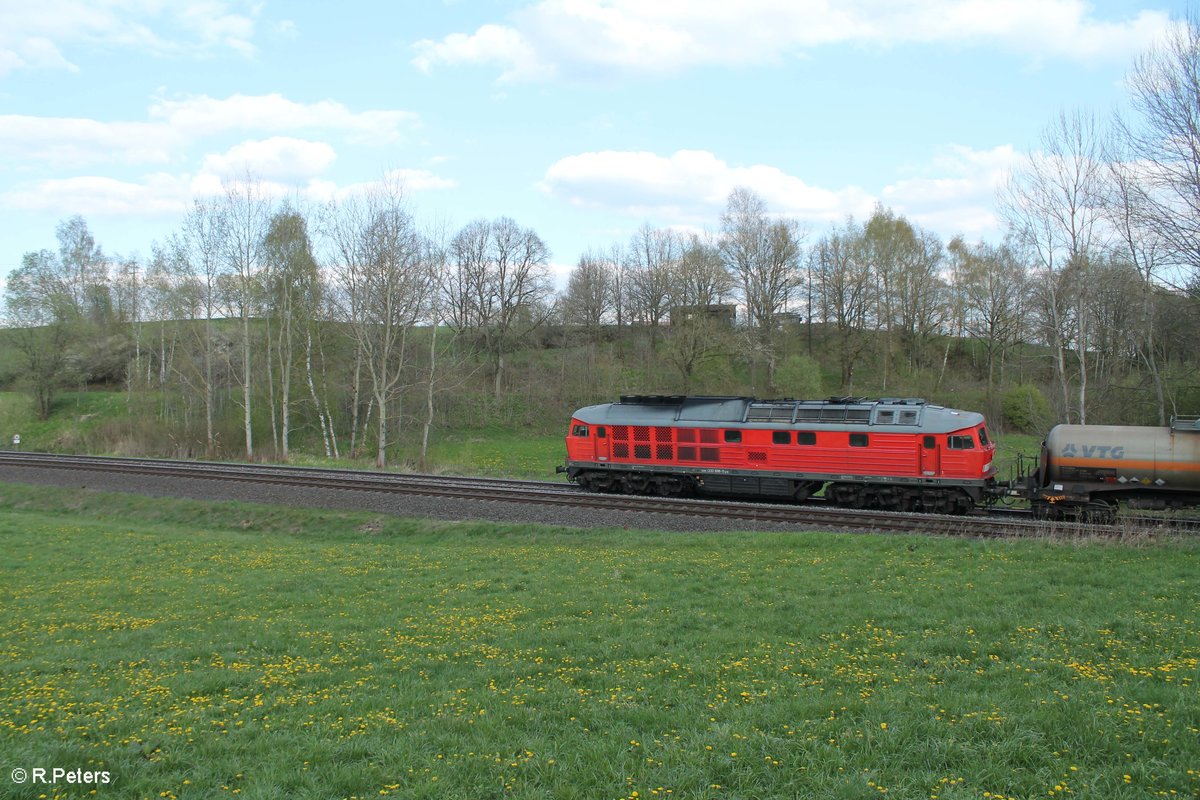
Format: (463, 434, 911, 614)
(0, 1, 1187, 285)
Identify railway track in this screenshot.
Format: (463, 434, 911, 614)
(0, 451, 1194, 537)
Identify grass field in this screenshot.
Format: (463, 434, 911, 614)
(0, 483, 1197, 799)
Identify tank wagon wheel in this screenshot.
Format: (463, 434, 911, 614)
(1080, 500, 1118, 525)
(1031, 501, 1057, 521)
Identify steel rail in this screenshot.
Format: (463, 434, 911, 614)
(0, 451, 1193, 537)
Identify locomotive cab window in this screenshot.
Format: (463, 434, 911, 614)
(977, 427, 990, 446)
(571, 424, 589, 437)
(948, 435, 975, 449)
(923, 435, 936, 449)
(772, 431, 791, 445)
(849, 433, 869, 447)
(724, 430, 742, 443)
(596, 427, 607, 438)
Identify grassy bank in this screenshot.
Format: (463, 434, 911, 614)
(0, 390, 1044, 483)
(0, 484, 1196, 799)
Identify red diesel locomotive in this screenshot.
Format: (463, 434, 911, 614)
(561, 395, 1000, 514)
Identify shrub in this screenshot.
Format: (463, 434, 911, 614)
(1001, 384, 1053, 433)
(774, 354, 824, 398)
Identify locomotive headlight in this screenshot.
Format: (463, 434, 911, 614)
(983, 461, 994, 474)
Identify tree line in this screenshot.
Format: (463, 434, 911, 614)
(5, 19, 1200, 463)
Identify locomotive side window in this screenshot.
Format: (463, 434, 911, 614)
(948, 435, 975, 449)
(797, 431, 817, 445)
(724, 430, 742, 443)
(978, 427, 990, 446)
(849, 433, 869, 447)
(571, 424, 589, 437)
(772, 431, 791, 445)
(923, 435, 936, 449)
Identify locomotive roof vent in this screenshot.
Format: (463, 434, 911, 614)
(617, 394, 686, 406)
(878, 397, 927, 406)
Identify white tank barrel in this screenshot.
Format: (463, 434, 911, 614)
(1045, 422, 1200, 492)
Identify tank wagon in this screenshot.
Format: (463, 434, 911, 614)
(561, 395, 1001, 514)
(1016, 416, 1200, 520)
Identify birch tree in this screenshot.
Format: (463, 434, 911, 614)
(262, 208, 322, 460)
(325, 182, 433, 468)
(176, 197, 229, 458)
(222, 179, 271, 459)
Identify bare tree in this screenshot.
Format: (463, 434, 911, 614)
(624, 224, 677, 349)
(949, 237, 1029, 399)
(446, 217, 553, 398)
(674, 233, 733, 308)
(561, 249, 616, 333)
(719, 187, 805, 390)
(221, 178, 272, 458)
(661, 234, 734, 392)
(999, 110, 1105, 423)
(862, 207, 948, 381)
(324, 180, 434, 468)
(1102, 133, 1168, 423)
(1123, 13, 1200, 288)
(812, 219, 874, 391)
(174, 198, 230, 458)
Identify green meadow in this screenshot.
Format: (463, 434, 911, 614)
(0, 483, 1197, 800)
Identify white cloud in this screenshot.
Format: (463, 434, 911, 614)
(149, 93, 419, 145)
(880, 144, 1021, 238)
(386, 168, 457, 192)
(542, 149, 873, 222)
(542, 145, 1017, 240)
(413, 0, 1173, 80)
(1, 164, 455, 219)
(201, 138, 337, 182)
(0, 174, 193, 216)
(0, 1, 260, 76)
(0, 94, 419, 169)
(413, 23, 549, 82)
(0, 115, 181, 167)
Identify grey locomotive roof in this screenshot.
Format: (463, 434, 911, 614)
(572, 395, 986, 434)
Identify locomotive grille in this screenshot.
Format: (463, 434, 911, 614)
(677, 429, 696, 443)
(700, 447, 720, 462)
(678, 446, 697, 460)
(656, 444, 673, 460)
(700, 429, 719, 444)
(613, 443, 629, 458)
(634, 445, 652, 459)
(748, 451, 767, 462)
(612, 425, 629, 440)
(655, 427, 672, 442)
(634, 426, 651, 442)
